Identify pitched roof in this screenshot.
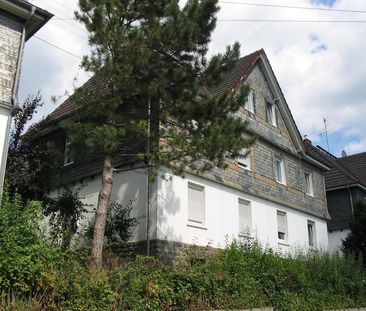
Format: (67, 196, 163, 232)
(46, 50, 264, 124)
(207, 49, 263, 94)
(337, 152, 366, 187)
(303, 139, 366, 189)
(46, 73, 108, 124)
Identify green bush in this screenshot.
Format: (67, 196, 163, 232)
(1, 193, 365, 311)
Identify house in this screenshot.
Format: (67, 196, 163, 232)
(40, 49, 331, 261)
(0, 0, 52, 191)
(304, 140, 366, 253)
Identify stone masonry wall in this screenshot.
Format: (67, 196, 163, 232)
(0, 10, 23, 106)
(205, 64, 328, 219)
(238, 64, 296, 153)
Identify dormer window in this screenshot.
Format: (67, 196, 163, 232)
(244, 89, 255, 114)
(266, 101, 277, 127)
(64, 138, 74, 166)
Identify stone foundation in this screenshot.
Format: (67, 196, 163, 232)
(109, 239, 217, 264)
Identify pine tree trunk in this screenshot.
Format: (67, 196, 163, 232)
(91, 154, 113, 268)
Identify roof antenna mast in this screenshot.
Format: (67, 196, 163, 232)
(319, 117, 330, 152)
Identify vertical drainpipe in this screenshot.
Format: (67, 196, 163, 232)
(0, 6, 35, 193)
(146, 97, 151, 256)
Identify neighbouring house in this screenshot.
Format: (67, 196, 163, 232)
(38, 49, 331, 261)
(304, 140, 366, 253)
(0, 0, 52, 191)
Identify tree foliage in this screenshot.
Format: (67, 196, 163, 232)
(45, 188, 88, 249)
(86, 200, 139, 245)
(65, 0, 255, 266)
(342, 200, 366, 265)
(68, 0, 254, 173)
(5, 92, 58, 201)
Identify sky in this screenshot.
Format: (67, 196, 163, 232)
(19, 0, 366, 157)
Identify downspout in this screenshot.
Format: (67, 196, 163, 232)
(0, 6, 35, 192)
(347, 184, 354, 220)
(146, 97, 151, 256)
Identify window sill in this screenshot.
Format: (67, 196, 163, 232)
(276, 180, 286, 186)
(305, 193, 314, 198)
(187, 222, 207, 230)
(278, 241, 290, 247)
(63, 162, 74, 167)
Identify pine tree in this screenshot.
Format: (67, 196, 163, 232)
(66, 0, 255, 267)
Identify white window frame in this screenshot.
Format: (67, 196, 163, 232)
(64, 138, 74, 166)
(274, 156, 286, 184)
(307, 220, 316, 247)
(237, 148, 251, 171)
(244, 89, 255, 114)
(238, 199, 252, 234)
(304, 172, 314, 196)
(266, 101, 277, 127)
(277, 210, 288, 242)
(187, 182, 206, 227)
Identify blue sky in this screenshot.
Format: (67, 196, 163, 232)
(19, 0, 366, 157)
(311, 0, 337, 7)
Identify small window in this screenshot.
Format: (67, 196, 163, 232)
(307, 220, 316, 247)
(277, 211, 287, 241)
(266, 101, 277, 127)
(304, 172, 314, 196)
(238, 148, 251, 170)
(274, 156, 286, 184)
(188, 183, 205, 225)
(64, 139, 74, 166)
(244, 89, 255, 113)
(238, 199, 251, 232)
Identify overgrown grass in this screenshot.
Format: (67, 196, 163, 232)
(1, 190, 366, 310)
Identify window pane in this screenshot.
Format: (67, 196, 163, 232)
(238, 148, 250, 170)
(308, 221, 315, 246)
(275, 159, 282, 182)
(239, 200, 251, 232)
(188, 183, 205, 224)
(266, 102, 273, 123)
(277, 211, 287, 240)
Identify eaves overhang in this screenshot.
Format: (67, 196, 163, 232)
(0, 0, 53, 40)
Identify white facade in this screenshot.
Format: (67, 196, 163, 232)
(64, 167, 328, 253)
(157, 171, 329, 252)
(56, 168, 149, 242)
(0, 107, 11, 189)
(328, 229, 350, 254)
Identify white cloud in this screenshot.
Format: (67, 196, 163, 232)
(19, 0, 366, 155)
(344, 139, 366, 155)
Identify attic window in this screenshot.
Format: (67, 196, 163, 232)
(64, 138, 74, 166)
(244, 89, 255, 114)
(266, 101, 277, 127)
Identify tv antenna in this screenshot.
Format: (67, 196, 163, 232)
(319, 117, 329, 152)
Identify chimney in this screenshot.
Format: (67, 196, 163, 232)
(341, 150, 347, 157)
(303, 135, 312, 144)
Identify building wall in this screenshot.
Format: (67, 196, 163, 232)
(210, 64, 328, 219)
(50, 167, 150, 243)
(240, 64, 296, 153)
(328, 229, 350, 254)
(0, 10, 23, 189)
(157, 171, 329, 252)
(0, 10, 22, 105)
